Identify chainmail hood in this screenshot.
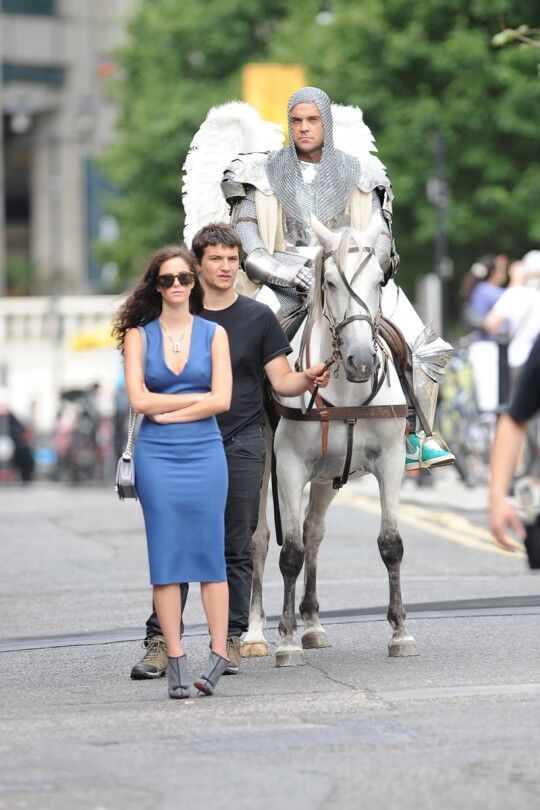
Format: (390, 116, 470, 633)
(266, 86, 362, 226)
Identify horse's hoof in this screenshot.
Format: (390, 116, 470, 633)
(241, 641, 268, 658)
(275, 648, 305, 668)
(301, 630, 328, 650)
(388, 635, 419, 657)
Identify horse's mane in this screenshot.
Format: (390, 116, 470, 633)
(309, 247, 325, 319)
(336, 227, 356, 276)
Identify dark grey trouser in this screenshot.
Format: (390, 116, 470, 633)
(145, 423, 266, 640)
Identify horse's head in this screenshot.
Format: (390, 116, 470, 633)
(311, 214, 384, 383)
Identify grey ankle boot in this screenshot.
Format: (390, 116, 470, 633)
(193, 651, 229, 696)
(167, 655, 190, 699)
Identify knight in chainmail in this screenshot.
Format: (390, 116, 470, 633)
(221, 86, 454, 471)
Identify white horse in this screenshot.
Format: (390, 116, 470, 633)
(242, 214, 419, 666)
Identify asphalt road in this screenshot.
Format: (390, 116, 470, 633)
(0, 472, 538, 809)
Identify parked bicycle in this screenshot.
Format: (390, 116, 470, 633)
(436, 336, 495, 488)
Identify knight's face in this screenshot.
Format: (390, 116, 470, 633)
(289, 102, 324, 160)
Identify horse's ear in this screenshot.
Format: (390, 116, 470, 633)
(365, 212, 384, 247)
(311, 215, 336, 251)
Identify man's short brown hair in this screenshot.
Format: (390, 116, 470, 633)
(191, 222, 243, 262)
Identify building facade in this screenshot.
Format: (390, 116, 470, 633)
(1, 0, 135, 295)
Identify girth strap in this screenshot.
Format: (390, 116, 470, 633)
(333, 419, 356, 490)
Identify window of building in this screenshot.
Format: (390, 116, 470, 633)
(2, 63, 65, 86)
(1, 0, 56, 14)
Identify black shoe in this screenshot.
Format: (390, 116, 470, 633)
(168, 655, 190, 699)
(130, 635, 168, 680)
(193, 652, 229, 696)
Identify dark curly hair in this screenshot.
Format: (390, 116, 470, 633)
(112, 245, 203, 350)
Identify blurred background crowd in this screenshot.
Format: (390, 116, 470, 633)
(0, 0, 538, 486)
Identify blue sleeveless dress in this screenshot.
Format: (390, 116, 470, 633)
(135, 317, 227, 585)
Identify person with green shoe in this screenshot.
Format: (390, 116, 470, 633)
(215, 86, 454, 471)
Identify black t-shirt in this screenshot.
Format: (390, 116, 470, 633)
(202, 295, 291, 441)
(508, 336, 540, 423)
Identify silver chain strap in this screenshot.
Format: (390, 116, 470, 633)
(124, 407, 139, 458)
(123, 325, 147, 458)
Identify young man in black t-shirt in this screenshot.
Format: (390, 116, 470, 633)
(132, 224, 329, 678)
(489, 335, 540, 567)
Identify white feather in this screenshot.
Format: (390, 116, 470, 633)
(331, 103, 388, 180)
(182, 102, 284, 247)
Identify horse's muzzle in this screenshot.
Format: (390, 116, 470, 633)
(343, 351, 379, 383)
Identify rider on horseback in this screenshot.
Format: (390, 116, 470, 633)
(220, 86, 454, 472)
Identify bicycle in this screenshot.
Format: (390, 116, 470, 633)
(436, 336, 494, 488)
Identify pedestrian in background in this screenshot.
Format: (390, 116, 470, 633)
(489, 335, 540, 568)
(459, 255, 508, 413)
(113, 244, 232, 699)
(485, 250, 540, 387)
(459, 254, 508, 334)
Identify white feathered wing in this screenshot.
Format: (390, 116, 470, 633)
(331, 103, 389, 184)
(182, 101, 284, 247)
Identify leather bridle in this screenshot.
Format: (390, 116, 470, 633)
(313, 242, 387, 409)
(321, 243, 380, 348)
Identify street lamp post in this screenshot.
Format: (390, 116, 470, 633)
(0, 70, 6, 296)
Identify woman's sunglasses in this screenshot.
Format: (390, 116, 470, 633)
(156, 272, 195, 289)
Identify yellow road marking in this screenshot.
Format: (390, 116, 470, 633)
(337, 492, 525, 558)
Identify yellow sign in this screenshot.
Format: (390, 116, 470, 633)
(69, 322, 116, 351)
(242, 64, 306, 138)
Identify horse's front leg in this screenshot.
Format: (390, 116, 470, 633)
(375, 438, 418, 657)
(275, 450, 309, 668)
(242, 451, 271, 658)
(300, 480, 337, 650)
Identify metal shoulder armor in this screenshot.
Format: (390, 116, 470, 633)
(221, 152, 274, 204)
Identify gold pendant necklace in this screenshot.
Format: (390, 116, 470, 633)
(160, 318, 192, 353)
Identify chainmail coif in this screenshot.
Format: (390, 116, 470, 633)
(266, 86, 362, 227)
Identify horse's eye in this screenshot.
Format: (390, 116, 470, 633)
(325, 279, 336, 290)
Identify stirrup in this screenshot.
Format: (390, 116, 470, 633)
(405, 431, 455, 471)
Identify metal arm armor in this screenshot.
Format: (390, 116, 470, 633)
(244, 248, 313, 293)
(231, 186, 313, 292)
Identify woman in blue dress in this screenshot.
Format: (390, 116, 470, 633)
(113, 245, 232, 699)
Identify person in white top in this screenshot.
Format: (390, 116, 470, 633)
(485, 250, 540, 379)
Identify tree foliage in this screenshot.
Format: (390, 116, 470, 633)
(100, 0, 290, 280)
(270, 0, 540, 294)
(102, 0, 540, 302)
